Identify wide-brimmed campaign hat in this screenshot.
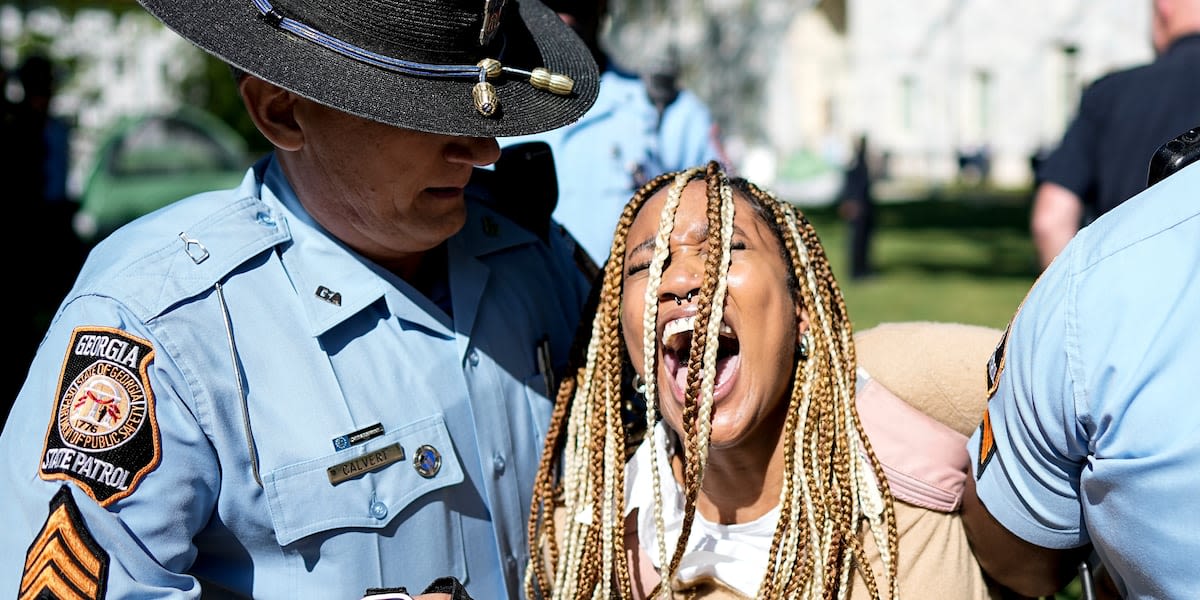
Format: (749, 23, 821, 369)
(136, 0, 599, 137)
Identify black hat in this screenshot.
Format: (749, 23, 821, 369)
(136, 0, 599, 137)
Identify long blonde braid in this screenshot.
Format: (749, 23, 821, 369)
(526, 162, 899, 600)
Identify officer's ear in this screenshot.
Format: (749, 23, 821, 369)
(239, 75, 302, 152)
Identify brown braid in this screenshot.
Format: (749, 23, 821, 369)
(526, 162, 899, 600)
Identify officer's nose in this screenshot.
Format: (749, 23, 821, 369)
(445, 136, 501, 167)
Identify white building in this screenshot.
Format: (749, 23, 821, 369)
(5, 1, 1157, 195)
(609, 0, 1155, 190)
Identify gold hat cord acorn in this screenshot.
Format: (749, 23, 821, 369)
(473, 58, 574, 116)
(249, 0, 575, 119)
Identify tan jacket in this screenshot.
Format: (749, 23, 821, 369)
(616, 499, 1000, 600)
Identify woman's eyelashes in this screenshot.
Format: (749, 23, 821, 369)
(626, 257, 651, 277)
(625, 240, 747, 277)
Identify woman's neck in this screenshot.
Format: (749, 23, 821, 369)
(673, 421, 786, 525)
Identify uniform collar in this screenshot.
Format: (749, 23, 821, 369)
(261, 157, 538, 339)
(261, 158, 394, 337)
(1166, 32, 1200, 55)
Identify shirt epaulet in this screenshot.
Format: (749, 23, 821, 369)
(76, 181, 291, 321)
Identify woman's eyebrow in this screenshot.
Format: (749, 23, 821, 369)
(627, 237, 658, 256)
(627, 223, 750, 257)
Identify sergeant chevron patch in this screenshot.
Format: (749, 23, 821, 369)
(21, 485, 109, 600)
(40, 327, 160, 507)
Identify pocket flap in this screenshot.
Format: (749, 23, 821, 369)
(263, 414, 463, 546)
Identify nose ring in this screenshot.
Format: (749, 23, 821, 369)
(672, 291, 697, 305)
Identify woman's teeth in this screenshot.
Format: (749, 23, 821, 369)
(662, 316, 733, 346)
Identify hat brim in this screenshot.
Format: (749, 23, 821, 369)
(136, 0, 599, 137)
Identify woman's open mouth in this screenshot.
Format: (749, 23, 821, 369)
(660, 315, 741, 401)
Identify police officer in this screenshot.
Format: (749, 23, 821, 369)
(1030, 0, 1200, 269)
(0, 0, 598, 598)
(500, 0, 725, 267)
(962, 153, 1200, 597)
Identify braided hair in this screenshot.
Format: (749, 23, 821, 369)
(527, 161, 899, 599)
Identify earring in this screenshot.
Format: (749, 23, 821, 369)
(797, 333, 810, 362)
(633, 373, 647, 394)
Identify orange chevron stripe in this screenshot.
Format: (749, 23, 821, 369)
(20, 487, 106, 600)
(19, 563, 92, 600)
(23, 503, 103, 578)
(21, 536, 100, 598)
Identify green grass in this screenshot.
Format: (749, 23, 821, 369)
(791, 187, 1040, 333)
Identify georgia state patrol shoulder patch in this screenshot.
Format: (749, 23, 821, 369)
(977, 321, 1010, 478)
(985, 322, 1009, 400)
(21, 485, 109, 600)
(39, 327, 161, 507)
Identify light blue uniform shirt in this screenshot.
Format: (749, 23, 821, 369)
(968, 160, 1200, 599)
(501, 67, 722, 265)
(0, 155, 589, 599)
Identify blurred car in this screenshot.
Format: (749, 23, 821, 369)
(75, 106, 251, 243)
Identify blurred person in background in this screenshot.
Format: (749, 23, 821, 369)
(1, 53, 81, 428)
(838, 133, 876, 281)
(500, 0, 726, 269)
(1030, 0, 1200, 269)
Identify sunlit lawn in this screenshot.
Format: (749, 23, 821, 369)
(791, 185, 1040, 333)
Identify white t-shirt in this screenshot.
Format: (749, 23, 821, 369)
(625, 423, 778, 597)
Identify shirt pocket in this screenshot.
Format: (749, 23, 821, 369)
(262, 415, 465, 555)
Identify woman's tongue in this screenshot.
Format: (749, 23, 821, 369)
(668, 343, 737, 396)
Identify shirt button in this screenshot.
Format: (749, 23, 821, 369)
(493, 453, 506, 475)
(370, 499, 388, 520)
(506, 555, 518, 571)
(468, 350, 480, 366)
(255, 211, 276, 227)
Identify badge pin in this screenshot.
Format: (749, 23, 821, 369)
(332, 422, 385, 451)
(481, 215, 499, 237)
(316, 285, 343, 306)
(413, 445, 442, 478)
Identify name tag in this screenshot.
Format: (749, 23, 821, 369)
(327, 443, 405, 485)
